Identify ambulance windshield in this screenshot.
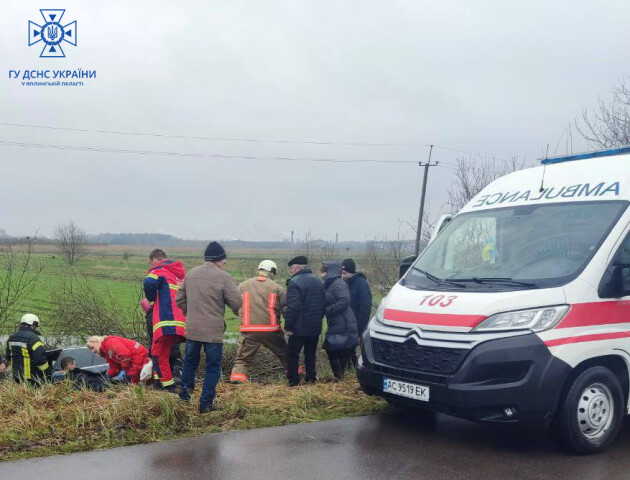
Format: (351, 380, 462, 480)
(405, 201, 628, 290)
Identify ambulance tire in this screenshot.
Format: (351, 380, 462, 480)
(553, 366, 624, 454)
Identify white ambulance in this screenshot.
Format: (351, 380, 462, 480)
(358, 148, 630, 454)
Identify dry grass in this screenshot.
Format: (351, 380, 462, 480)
(0, 376, 386, 462)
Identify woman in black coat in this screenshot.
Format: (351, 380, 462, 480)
(321, 261, 359, 380)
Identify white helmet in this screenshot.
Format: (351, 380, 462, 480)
(258, 260, 278, 274)
(21, 313, 40, 327)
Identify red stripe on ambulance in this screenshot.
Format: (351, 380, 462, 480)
(384, 308, 486, 327)
(556, 301, 630, 329)
(545, 332, 630, 347)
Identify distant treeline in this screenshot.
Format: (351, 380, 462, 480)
(90, 233, 375, 251)
(0, 230, 414, 252)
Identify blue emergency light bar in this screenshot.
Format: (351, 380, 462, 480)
(541, 147, 630, 165)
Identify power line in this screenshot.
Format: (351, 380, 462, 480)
(0, 121, 434, 148)
(0, 140, 422, 164)
(0, 121, 511, 160)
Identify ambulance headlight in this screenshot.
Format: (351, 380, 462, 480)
(370, 301, 387, 326)
(472, 305, 570, 333)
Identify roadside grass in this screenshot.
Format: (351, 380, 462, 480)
(0, 376, 386, 462)
(0, 246, 389, 462)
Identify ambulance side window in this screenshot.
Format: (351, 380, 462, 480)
(617, 233, 630, 265)
(610, 231, 630, 294)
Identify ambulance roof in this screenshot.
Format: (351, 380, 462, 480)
(460, 150, 630, 213)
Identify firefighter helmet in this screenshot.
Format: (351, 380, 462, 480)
(21, 313, 40, 327)
(258, 260, 278, 275)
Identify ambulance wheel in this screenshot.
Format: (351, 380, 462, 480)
(553, 366, 623, 454)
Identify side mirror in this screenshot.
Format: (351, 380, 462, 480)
(399, 255, 417, 279)
(598, 263, 630, 298)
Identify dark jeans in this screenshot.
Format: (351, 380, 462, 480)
(326, 348, 355, 380)
(287, 335, 319, 385)
(180, 340, 223, 409)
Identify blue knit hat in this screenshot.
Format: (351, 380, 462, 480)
(204, 241, 226, 262)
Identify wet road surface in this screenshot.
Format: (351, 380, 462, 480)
(3, 412, 630, 479)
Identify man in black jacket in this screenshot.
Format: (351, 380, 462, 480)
(284, 256, 325, 386)
(5, 314, 50, 385)
(341, 259, 373, 335)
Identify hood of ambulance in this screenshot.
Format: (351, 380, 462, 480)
(381, 283, 567, 333)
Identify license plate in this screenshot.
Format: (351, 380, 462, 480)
(383, 377, 430, 402)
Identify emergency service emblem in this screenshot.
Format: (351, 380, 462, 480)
(28, 9, 77, 58)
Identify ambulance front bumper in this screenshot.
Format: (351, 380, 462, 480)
(358, 327, 572, 429)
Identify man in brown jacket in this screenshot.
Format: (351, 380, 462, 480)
(175, 241, 241, 413)
(230, 260, 287, 383)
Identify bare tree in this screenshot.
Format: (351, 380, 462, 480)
(54, 221, 87, 265)
(318, 240, 339, 261)
(577, 78, 630, 149)
(0, 236, 46, 332)
(303, 230, 312, 259)
(47, 277, 146, 347)
(447, 155, 526, 214)
(399, 202, 437, 251)
(292, 230, 313, 259)
(364, 226, 414, 301)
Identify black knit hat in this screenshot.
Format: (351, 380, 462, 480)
(288, 255, 308, 266)
(342, 258, 356, 274)
(204, 241, 226, 262)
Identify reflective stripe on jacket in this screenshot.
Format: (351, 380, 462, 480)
(5, 325, 49, 382)
(143, 259, 186, 345)
(239, 273, 286, 333)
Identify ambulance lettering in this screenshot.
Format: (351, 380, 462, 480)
(471, 181, 620, 208)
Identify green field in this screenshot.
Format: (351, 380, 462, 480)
(0, 245, 388, 344)
(1, 246, 291, 339)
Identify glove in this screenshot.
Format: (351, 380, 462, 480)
(141, 299, 153, 314)
(115, 370, 127, 381)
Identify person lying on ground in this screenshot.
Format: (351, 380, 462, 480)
(57, 356, 108, 392)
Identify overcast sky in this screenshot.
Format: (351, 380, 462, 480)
(1, 1, 628, 242)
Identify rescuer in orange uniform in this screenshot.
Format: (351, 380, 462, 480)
(230, 260, 287, 383)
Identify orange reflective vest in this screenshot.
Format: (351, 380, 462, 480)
(239, 274, 286, 333)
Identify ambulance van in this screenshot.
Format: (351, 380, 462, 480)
(358, 148, 630, 453)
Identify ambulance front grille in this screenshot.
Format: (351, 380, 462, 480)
(371, 338, 468, 375)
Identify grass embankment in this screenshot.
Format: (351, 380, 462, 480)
(0, 377, 386, 462)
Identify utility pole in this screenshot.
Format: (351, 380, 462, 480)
(414, 145, 438, 256)
(291, 230, 295, 246)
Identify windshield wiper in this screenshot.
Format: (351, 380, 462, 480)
(450, 277, 538, 288)
(409, 267, 467, 288)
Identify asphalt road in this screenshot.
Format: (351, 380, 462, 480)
(3, 412, 630, 479)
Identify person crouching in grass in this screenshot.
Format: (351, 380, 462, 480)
(87, 336, 152, 384)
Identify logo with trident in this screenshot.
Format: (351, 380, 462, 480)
(28, 9, 77, 58)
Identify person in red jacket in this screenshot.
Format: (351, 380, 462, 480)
(143, 249, 186, 391)
(87, 335, 150, 384)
